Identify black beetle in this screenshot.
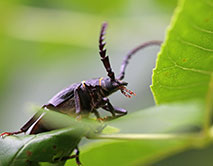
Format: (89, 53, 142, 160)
(1, 22, 161, 165)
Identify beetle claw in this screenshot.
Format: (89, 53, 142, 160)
(0, 132, 8, 138)
(0, 130, 23, 138)
(0, 132, 14, 138)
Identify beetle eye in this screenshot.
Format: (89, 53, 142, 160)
(112, 81, 119, 87)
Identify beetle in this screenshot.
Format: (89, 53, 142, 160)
(1, 22, 162, 165)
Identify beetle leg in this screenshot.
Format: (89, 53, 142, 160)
(93, 109, 101, 119)
(0, 130, 23, 137)
(112, 106, 127, 116)
(0, 104, 58, 137)
(102, 106, 127, 121)
(74, 85, 81, 114)
(1, 109, 44, 137)
(100, 98, 127, 121)
(59, 154, 78, 161)
(102, 98, 116, 116)
(21, 108, 46, 132)
(75, 146, 81, 166)
(61, 155, 78, 160)
(21, 104, 56, 133)
(54, 147, 81, 165)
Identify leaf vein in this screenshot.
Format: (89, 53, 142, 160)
(167, 56, 212, 75)
(193, 25, 213, 34)
(156, 80, 207, 90)
(155, 66, 176, 74)
(179, 39, 213, 52)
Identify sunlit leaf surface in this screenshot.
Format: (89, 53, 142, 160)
(66, 101, 205, 166)
(151, 0, 213, 104)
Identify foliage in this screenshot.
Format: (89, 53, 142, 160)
(69, 0, 213, 165)
(0, 0, 212, 165)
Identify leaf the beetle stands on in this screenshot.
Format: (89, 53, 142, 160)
(0, 110, 112, 166)
(0, 128, 83, 166)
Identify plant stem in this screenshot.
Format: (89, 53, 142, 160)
(204, 74, 213, 135)
(91, 133, 201, 140)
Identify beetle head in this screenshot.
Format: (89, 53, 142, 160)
(101, 77, 135, 98)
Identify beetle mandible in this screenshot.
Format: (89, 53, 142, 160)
(1, 22, 162, 165)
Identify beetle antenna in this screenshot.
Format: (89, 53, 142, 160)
(118, 40, 162, 80)
(99, 22, 115, 81)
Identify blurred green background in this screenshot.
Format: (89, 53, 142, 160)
(0, 0, 176, 132)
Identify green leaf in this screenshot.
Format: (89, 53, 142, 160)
(0, 109, 119, 166)
(66, 100, 205, 166)
(150, 142, 213, 166)
(0, 128, 86, 166)
(148, 0, 213, 165)
(151, 0, 213, 104)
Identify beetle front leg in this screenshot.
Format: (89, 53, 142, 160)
(100, 98, 127, 121)
(112, 106, 127, 116)
(102, 106, 127, 121)
(102, 98, 115, 116)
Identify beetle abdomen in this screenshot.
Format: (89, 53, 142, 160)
(56, 97, 76, 116)
(48, 83, 79, 107)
